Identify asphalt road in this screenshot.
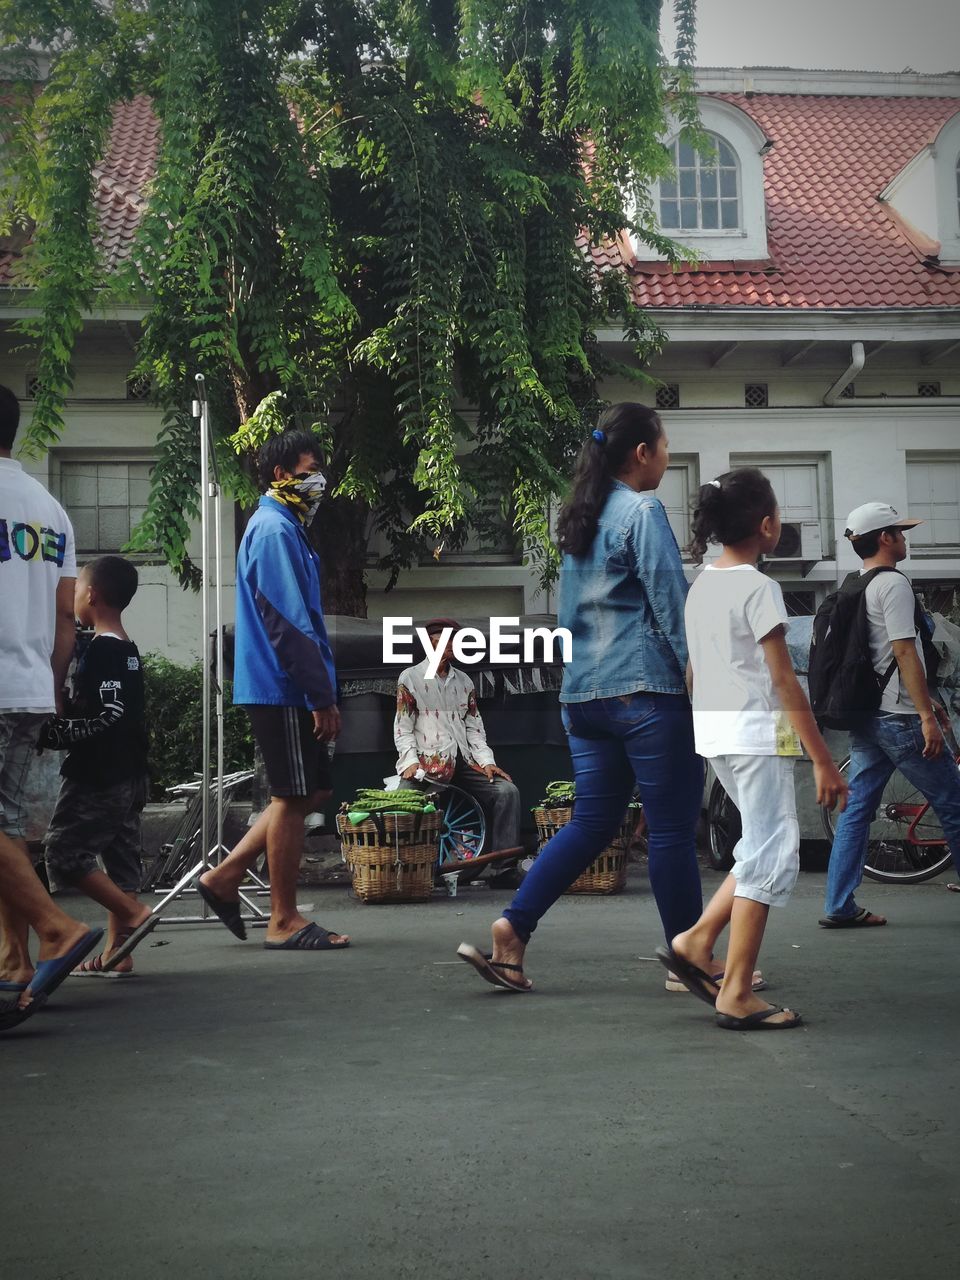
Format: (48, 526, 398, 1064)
(3, 869, 958, 1280)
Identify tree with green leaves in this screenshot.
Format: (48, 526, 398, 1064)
(0, 0, 697, 613)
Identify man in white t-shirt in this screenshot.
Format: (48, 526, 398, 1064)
(822, 501, 960, 926)
(0, 385, 102, 1032)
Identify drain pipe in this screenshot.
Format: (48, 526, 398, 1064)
(823, 341, 865, 406)
(824, 341, 960, 407)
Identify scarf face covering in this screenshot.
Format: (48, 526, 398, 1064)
(268, 472, 327, 525)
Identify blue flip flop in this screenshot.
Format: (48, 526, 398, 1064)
(0, 980, 27, 992)
(27, 929, 104, 1003)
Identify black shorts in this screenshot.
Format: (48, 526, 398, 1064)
(246, 706, 332, 798)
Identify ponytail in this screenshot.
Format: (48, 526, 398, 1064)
(689, 467, 777, 562)
(556, 403, 664, 556)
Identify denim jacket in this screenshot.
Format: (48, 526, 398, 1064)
(558, 481, 689, 702)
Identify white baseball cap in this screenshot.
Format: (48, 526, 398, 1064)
(844, 502, 923, 539)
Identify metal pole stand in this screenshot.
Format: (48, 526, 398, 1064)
(143, 374, 269, 928)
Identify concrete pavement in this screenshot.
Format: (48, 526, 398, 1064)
(2, 869, 958, 1279)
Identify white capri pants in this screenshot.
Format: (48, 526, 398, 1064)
(710, 754, 800, 907)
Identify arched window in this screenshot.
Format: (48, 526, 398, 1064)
(631, 98, 771, 261)
(659, 132, 741, 232)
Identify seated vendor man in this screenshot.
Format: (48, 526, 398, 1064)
(394, 618, 522, 858)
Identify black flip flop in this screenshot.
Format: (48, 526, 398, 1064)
(716, 1006, 803, 1031)
(655, 945, 718, 1008)
(818, 908, 886, 928)
(197, 880, 247, 940)
(263, 922, 349, 950)
(456, 943, 532, 992)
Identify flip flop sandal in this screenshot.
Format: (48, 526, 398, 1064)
(100, 915, 161, 971)
(818, 908, 886, 928)
(70, 954, 135, 980)
(666, 969, 766, 993)
(1, 981, 47, 1028)
(456, 943, 532, 992)
(1, 1000, 37, 1033)
(716, 1006, 803, 1031)
(655, 945, 719, 1008)
(263, 922, 350, 950)
(25, 928, 104, 1003)
(197, 880, 247, 940)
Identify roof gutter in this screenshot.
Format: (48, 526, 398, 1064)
(824, 342, 960, 407)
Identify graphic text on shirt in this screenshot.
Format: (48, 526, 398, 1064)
(0, 518, 68, 567)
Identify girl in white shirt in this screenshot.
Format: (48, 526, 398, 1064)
(659, 468, 847, 1030)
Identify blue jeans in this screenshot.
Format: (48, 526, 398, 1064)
(504, 692, 704, 944)
(824, 713, 960, 919)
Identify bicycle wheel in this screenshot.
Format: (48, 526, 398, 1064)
(821, 757, 955, 884)
(436, 784, 486, 876)
(706, 776, 739, 873)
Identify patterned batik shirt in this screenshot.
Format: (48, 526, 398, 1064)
(393, 659, 496, 781)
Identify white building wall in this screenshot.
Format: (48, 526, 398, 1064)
(4, 330, 234, 666)
(5, 322, 958, 665)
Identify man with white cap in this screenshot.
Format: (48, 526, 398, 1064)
(821, 501, 960, 926)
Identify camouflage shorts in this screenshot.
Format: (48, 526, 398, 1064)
(43, 773, 149, 894)
(0, 712, 48, 840)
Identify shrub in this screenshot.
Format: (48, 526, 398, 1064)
(142, 654, 254, 799)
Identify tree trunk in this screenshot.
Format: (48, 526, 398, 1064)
(313, 496, 369, 618)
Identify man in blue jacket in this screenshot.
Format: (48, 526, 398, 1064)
(198, 430, 349, 950)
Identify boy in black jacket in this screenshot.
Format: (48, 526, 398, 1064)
(40, 556, 156, 975)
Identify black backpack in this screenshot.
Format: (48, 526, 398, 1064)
(807, 567, 938, 731)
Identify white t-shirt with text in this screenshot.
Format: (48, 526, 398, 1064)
(685, 564, 801, 758)
(862, 569, 923, 716)
(0, 458, 77, 712)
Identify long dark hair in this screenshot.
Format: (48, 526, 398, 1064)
(689, 467, 777, 562)
(556, 403, 664, 556)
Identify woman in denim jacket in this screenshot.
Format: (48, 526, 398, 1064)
(458, 403, 704, 991)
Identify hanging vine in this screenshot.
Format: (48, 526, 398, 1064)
(0, 0, 698, 608)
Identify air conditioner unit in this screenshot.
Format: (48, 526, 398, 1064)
(772, 520, 822, 560)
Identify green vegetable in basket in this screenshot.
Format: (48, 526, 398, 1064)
(346, 787, 440, 819)
(535, 779, 576, 808)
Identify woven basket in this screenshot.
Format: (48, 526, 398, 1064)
(533, 805, 632, 895)
(337, 805, 442, 902)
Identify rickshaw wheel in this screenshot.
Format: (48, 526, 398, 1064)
(435, 783, 486, 882)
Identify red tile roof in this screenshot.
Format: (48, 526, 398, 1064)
(0, 94, 159, 284)
(627, 93, 960, 309)
(4, 91, 959, 312)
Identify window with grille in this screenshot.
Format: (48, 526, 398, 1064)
(125, 373, 152, 401)
(906, 455, 960, 552)
(57, 460, 155, 554)
(917, 382, 941, 398)
(744, 383, 768, 409)
(655, 384, 681, 411)
(659, 132, 741, 233)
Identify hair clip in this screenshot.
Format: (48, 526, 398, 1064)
(592, 429, 606, 443)
(708, 479, 722, 489)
